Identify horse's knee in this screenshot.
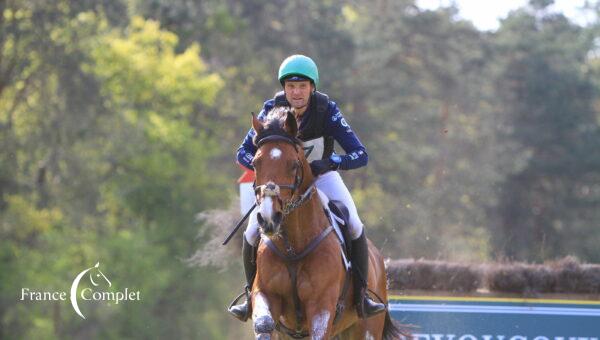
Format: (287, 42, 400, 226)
(254, 314, 275, 334)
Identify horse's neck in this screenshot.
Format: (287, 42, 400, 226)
(282, 194, 328, 251)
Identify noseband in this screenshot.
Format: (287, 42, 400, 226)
(253, 134, 314, 215)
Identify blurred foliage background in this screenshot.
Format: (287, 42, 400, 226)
(2, 0, 600, 338)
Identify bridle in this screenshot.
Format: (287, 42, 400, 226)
(253, 134, 314, 215)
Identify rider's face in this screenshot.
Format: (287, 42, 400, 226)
(284, 80, 313, 110)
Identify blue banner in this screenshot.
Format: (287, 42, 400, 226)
(389, 295, 600, 339)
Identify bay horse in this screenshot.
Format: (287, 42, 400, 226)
(248, 107, 403, 339)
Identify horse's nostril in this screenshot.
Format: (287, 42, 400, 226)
(273, 212, 283, 225)
(261, 222, 275, 235)
(257, 213, 264, 226)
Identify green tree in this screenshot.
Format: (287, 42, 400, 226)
(490, 5, 600, 261)
(1, 4, 233, 337)
(341, 0, 497, 260)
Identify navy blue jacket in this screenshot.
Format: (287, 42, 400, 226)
(237, 96, 368, 171)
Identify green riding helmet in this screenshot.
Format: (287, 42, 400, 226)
(278, 55, 319, 89)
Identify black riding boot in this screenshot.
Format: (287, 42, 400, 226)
(351, 230, 386, 318)
(228, 238, 257, 322)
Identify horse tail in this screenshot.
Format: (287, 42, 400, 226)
(383, 310, 412, 340)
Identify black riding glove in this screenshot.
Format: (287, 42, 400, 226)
(310, 158, 339, 177)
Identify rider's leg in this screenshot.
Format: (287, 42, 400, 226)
(228, 211, 259, 321)
(350, 229, 385, 318)
(242, 214, 260, 285)
(315, 171, 386, 318)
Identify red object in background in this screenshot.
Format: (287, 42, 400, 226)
(237, 165, 255, 183)
(238, 165, 255, 215)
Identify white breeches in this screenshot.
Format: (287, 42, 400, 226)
(244, 171, 364, 245)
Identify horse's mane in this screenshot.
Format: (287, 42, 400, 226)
(253, 106, 302, 147)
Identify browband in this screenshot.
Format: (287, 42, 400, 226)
(256, 134, 299, 151)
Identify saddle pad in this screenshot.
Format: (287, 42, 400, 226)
(316, 189, 351, 271)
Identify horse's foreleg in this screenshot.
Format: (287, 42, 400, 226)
(305, 297, 337, 340)
(252, 291, 276, 339)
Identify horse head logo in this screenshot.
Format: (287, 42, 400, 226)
(70, 262, 111, 319)
(89, 262, 111, 288)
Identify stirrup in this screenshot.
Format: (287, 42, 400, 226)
(362, 296, 386, 318)
(227, 286, 251, 322)
(356, 289, 386, 319)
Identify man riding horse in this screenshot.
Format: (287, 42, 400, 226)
(230, 54, 385, 321)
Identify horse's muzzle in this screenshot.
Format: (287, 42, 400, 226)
(257, 211, 283, 236)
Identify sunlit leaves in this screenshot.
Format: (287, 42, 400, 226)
(91, 16, 223, 118)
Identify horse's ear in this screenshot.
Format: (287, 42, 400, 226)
(252, 112, 263, 135)
(284, 110, 298, 137)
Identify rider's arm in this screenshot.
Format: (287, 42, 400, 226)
(236, 129, 257, 170)
(236, 101, 274, 170)
(325, 101, 368, 170)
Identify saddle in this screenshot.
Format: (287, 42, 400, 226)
(325, 199, 353, 268)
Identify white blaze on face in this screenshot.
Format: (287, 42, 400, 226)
(270, 148, 282, 160)
(258, 196, 274, 222)
(311, 310, 330, 339)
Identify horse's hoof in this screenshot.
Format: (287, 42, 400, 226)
(254, 315, 275, 334)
